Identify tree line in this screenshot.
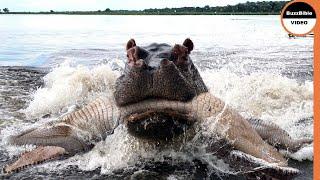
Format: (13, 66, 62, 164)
(143, 1, 288, 14)
(0, 1, 289, 15)
(1, 8, 9, 13)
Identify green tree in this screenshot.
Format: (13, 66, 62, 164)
(3, 8, 9, 13)
(204, 5, 210, 11)
(105, 8, 111, 12)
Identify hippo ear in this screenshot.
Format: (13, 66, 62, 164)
(172, 44, 181, 57)
(126, 39, 136, 50)
(183, 38, 193, 54)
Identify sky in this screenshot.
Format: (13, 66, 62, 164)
(0, 0, 286, 12)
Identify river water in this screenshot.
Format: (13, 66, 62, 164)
(0, 15, 313, 179)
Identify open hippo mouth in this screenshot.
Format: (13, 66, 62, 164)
(121, 99, 197, 140)
(124, 106, 193, 140)
(114, 38, 208, 140)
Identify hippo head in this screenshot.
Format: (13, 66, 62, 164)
(114, 38, 208, 140)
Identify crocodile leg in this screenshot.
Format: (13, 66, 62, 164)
(8, 124, 91, 154)
(247, 118, 313, 152)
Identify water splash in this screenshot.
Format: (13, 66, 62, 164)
(24, 61, 119, 119)
(0, 62, 313, 176)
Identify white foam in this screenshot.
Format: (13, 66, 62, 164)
(285, 145, 313, 161)
(0, 117, 56, 158)
(1, 62, 313, 174)
(201, 68, 313, 161)
(36, 125, 232, 176)
(74, 125, 157, 174)
(24, 60, 119, 119)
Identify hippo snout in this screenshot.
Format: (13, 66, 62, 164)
(114, 38, 208, 107)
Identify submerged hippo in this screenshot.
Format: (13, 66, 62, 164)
(2, 39, 312, 179)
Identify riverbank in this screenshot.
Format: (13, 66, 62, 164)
(0, 1, 287, 15)
(0, 12, 280, 15)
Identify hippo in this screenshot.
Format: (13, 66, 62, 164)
(2, 38, 312, 179)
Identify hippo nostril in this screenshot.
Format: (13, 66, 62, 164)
(160, 59, 172, 67)
(134, 59, 146, 68)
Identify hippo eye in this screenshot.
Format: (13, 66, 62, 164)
(127, 55, 129, 58)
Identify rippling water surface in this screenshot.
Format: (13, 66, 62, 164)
(0, 15, 313, 179)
